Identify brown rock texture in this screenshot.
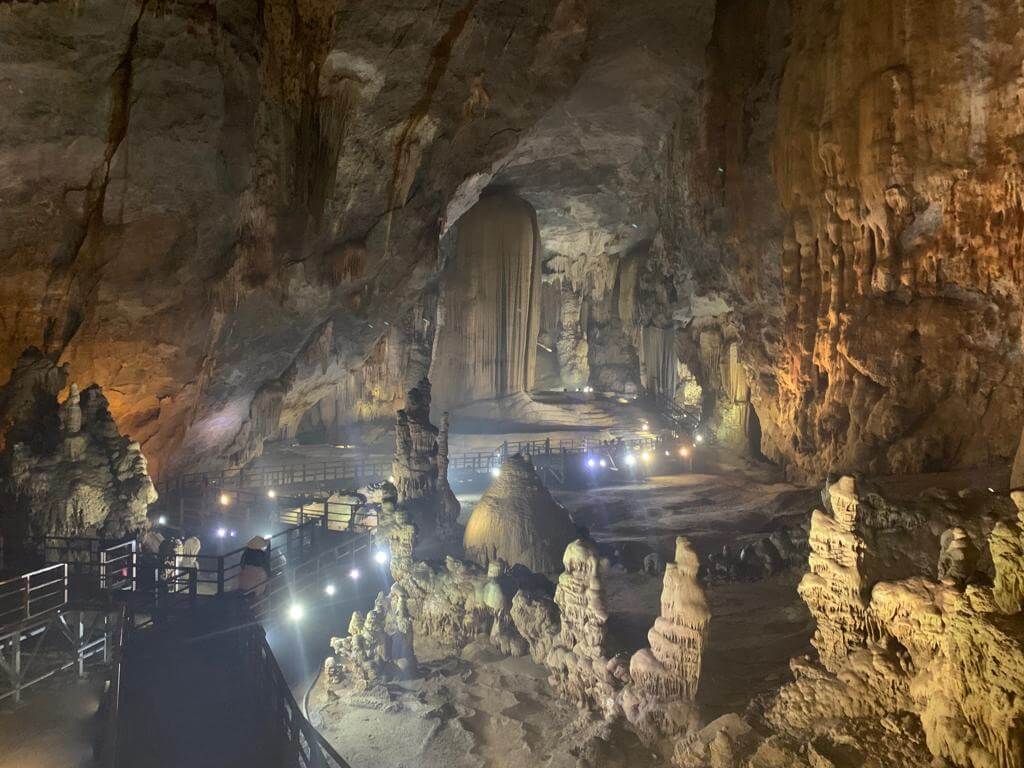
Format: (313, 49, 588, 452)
(0, 0, 591, 478)
(670, 0, 1024, 478)
(0, 349, 156, 540)
(462, 454, 576, 574)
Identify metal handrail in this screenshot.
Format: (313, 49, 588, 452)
(157, 436, 666, 497)
(0, 563, 68, 630)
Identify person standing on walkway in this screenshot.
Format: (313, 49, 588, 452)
(239, 536, 271, 596)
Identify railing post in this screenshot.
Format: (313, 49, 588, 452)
(102, 612, 111, 664)
(100, 549, 108, 591)
(76, 611, 86, 678)
(12, 630, 21, 705)
(21, 575, 29, 621)
(217, 555, 225, 596)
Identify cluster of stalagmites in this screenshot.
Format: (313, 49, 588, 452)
(0, 348, 156, 540)
(685, 475, 1024, 768)
(328, 467, 712, 754)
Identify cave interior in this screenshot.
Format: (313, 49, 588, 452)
(1, 1, 1024, 767)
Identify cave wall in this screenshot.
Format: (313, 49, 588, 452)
(664, 0, 1024, 479)
(0, 0, 592, 478)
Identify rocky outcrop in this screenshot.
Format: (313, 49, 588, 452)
(755, 478, 1024, 768)
(463, 454, 576, 574)
(0, 348, 156, 541)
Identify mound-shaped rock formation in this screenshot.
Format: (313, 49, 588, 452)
(0, 348, 156, 541)
(463, 454, 576, 574)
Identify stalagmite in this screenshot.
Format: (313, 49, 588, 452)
(546, 538, 624, 715)
(623, 537, 708, 743)
(391, 377, 439, 504)
(389, 377, 460, 536)
(797, 476, 869, 671)
(463, 454, 576, 574)
(435, 411, 461, 538)
(936, 527, 978, 586)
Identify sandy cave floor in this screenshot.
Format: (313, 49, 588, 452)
(309, 456, 821, 768)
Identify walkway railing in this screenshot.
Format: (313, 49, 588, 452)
(156, 436, 665, 498)
(0, 563, 68, 630)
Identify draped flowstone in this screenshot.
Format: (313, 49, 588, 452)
(430, 194, 541, 411)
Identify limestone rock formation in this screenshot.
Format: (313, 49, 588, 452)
(0, 0, 593, 479)
(797, 476, 869, 672)
(937, 527, 978, 587)
(0, 348, 156, 541)
(392, 378, 438, 504)
(463, 454, 577, 574)
(546, 538, 623, 715)
(435, 412, 461, 539)
(663, 0, 1024, 479)
(623, 537, 708, 744)
(993, 491, 1024, 614)
(761, 479, 1024, 768)
(430, 193, 541, 412)
(391, 378, 460, 535)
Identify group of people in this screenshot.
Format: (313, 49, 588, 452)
(139, 522, 274, 596)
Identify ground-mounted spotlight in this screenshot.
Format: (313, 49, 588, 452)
(695, 433, 704, 443)
(374, 550, 389, 565)
(216, 527, 227, 538)
(641, 451, 651, 463)
(349, 568, 361, 580)
(679, 447, 690, 458)
(664, 450, 671, 457)
(229, 529, 237, 538)
(324, 583, 336, 596)
(219, 493, 230, 506)
(587, 457, 596, 469)
(388, 475, 395, 483)
(157, 515, 167, 525)
(599, 458, 607, 468)
(263, 532, 273, 540)
(288, 603, 304, 622)
(267, 489, 276, 499)
(490, 466, 501, 478)
(642, 423, 649, 431)
(625, 454, 637, 467)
